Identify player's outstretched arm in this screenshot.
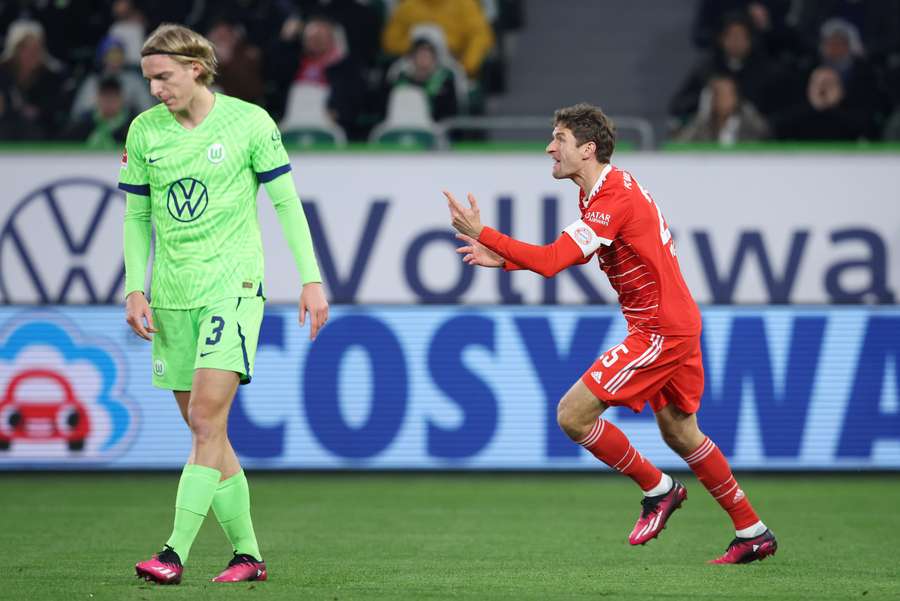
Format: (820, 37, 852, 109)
(443, 189, 585, 278)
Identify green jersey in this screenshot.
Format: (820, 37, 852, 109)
(119, 94, 290, 309)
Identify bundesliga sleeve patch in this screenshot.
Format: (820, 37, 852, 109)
(120, 147, 128, 167)
(563, 219, 612, 257)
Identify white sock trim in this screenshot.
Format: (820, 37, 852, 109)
(643, 473, 673, 497)
(735, 520, 767, 538)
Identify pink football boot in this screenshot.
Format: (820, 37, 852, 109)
(628, 480, 688, 545)
(212, 553, 268, 583)
(135, 545, 183, 584)
(709, 529, 778, 564)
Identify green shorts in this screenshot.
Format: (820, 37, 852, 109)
(150, 296, 264, 390)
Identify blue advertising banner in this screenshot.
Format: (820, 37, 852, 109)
(0, 306, 897, 470)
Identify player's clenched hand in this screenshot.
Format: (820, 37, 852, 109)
(125, 291, 157, 341)
(443, 190, 484, 239)
(299, 282, 329, 341)
(455, 233, 504, 268)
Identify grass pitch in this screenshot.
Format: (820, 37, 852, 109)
(1, 473, 897, 600)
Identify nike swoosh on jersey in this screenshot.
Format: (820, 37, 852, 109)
(199, 351, 218, 357)
(147, 156, 165, 164)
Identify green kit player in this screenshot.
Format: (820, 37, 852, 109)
(121, 23, 328, 585)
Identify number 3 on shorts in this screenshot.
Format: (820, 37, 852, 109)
(205, 316, 225, 345)
(601, 343, 629, 368)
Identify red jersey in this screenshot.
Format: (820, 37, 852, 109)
(478, 164, 701, 336)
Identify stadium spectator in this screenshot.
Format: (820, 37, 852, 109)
(10, 0, 113, 72)
(63, 76, 132, 148)
(670, 13, 780, 126)
(70, 35, 154, 123)
(675, 74, 770, 144)
(816, 18, 880, 94)
(108, 0, 149, 67)
(206, 18, 264, 105)
(287, 15, 367, 139)
(0, 20, 69, 140)
(692, 0, 796, 59)
(294, 0, 384, 69)
(772, 65, 874, 140)
(381, 0, 495, 78)
(772, 18, 882, 141)
(387, 37, 459, 122)
(786, 0, 900, 62)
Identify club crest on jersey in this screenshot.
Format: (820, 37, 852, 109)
(207, 143, 225, 164)
(166, 177, 208, 222)
(573, 226, 593, 245)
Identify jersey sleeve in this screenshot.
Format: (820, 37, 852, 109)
(117, 119, 150, 196)
(478, 227, 586, 278)
(250, 108, 292, 183)
(562, 187, 633, 257)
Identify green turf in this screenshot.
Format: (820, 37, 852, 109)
(0, 473, 897, 600)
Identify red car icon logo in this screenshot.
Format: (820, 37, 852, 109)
(0, 369, 91, 452)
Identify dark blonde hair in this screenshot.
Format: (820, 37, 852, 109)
(553, 103, 616, 163)
(141, 23, 217, 86)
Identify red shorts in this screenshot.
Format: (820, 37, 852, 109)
(580, 331, 704, 414)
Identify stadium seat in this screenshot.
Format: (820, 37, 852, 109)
(279, 83, 348, 148)
(368, 86, 448, 149)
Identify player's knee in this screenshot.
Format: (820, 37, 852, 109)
(187, 407, 225, 445)
(556, 401, 589, 441)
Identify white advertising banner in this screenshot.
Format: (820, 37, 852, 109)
(1, 152, 897, 304)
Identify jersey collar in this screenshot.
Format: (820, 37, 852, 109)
(580, 163, 613, 208)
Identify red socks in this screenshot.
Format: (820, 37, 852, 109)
(684, 436, 759, 530)
(578, 418, 663, 491)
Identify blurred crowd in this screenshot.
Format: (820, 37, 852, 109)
(670, 0, 900, 144)
(3, 0, 900, 148)
(0, 0, 522, 147)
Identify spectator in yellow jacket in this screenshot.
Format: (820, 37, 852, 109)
(382, 0, 495, 78)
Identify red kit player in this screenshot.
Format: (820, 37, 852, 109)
(444, 103, 777, 564)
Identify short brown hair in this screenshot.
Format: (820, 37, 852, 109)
(141, 23, 217, 87)
(553, 103, 616, 163)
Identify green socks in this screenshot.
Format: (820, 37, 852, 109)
(211, 470, 262, 561)
(165, 464, 221, 564)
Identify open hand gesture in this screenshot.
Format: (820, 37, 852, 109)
(443, 190, 484, 239)
(455, 233, 504, 268)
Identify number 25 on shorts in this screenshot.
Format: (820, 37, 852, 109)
(602, 343, 629, 368)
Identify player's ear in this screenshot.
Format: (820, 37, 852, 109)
(190, 61, 203, 82)
(582, 140, 596, 160)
